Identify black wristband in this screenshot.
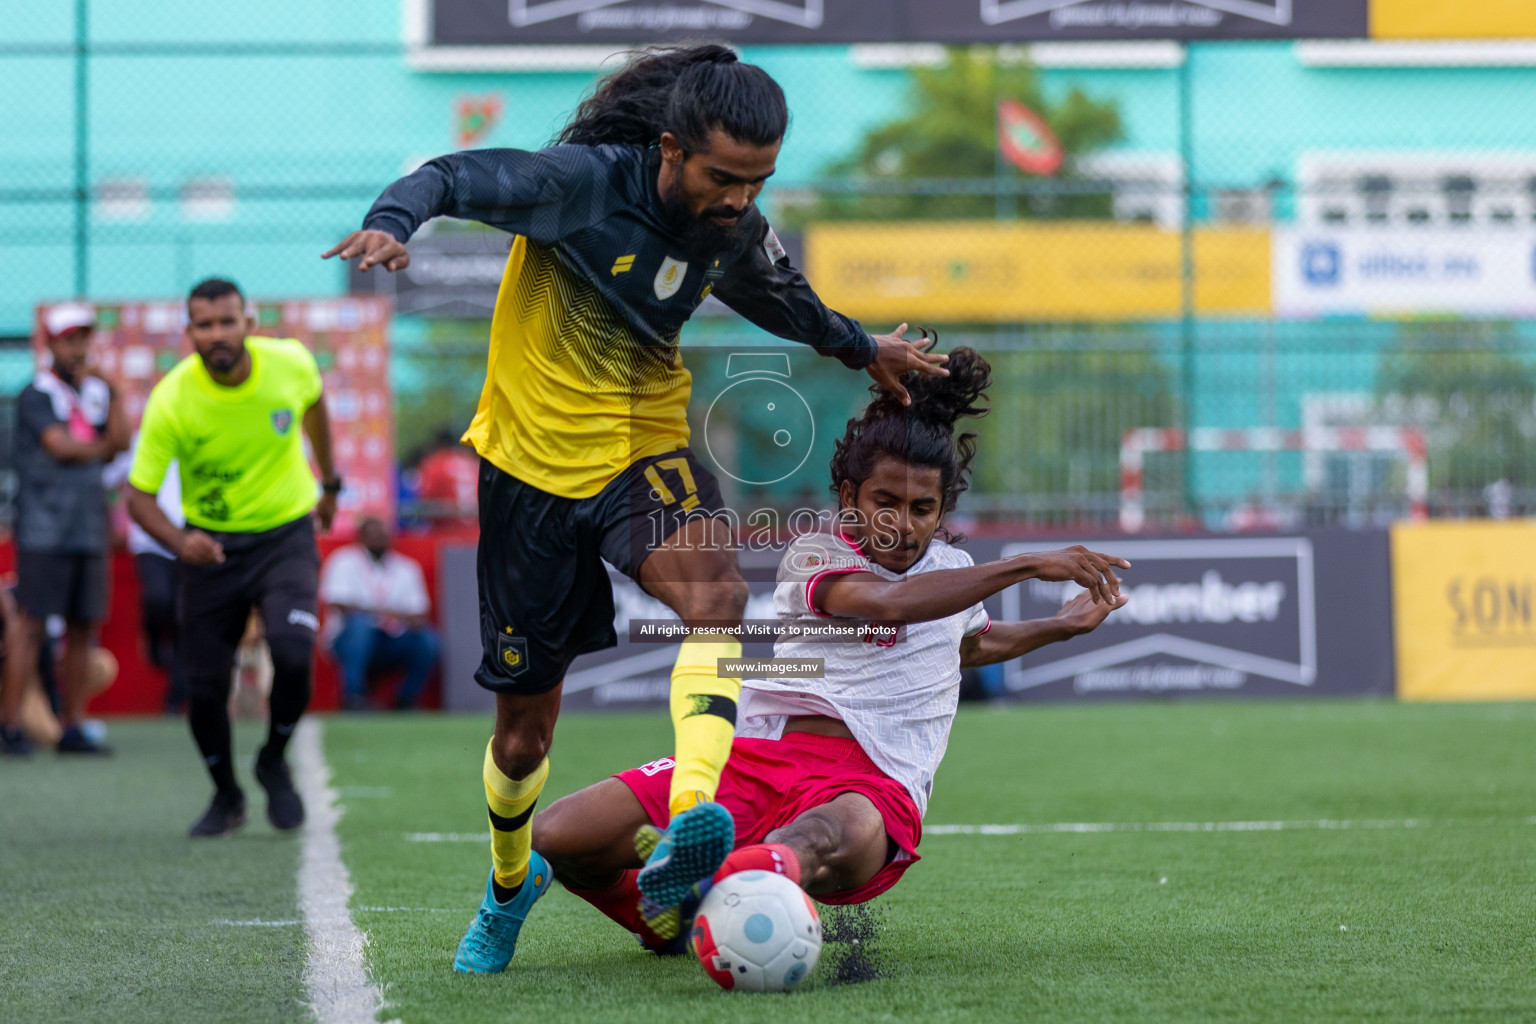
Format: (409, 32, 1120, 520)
(321, 476, 343, 494)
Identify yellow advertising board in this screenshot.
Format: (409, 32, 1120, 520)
(1371, 0, 1536, 40)
(804, 222, 1271, 322)
(1391, 520, 1536, 701)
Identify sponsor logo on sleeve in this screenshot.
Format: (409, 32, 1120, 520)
(764, 228, 788, 264)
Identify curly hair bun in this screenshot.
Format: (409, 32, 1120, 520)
(864, 343, 993, 432)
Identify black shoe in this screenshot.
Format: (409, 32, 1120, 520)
(254, 756, 305, 831)
(56, 726, 112, 756)
(189, 791, 247, 837)
(1, 725, 34, 757)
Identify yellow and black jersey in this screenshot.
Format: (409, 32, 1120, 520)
(363, 143, 876, 498)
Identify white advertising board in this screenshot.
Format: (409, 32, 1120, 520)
(1273, 228, 1536, 317)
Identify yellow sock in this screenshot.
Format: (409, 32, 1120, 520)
(482, 739, 549, 891)
(667, 635, 742, 818)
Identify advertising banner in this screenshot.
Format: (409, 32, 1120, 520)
(993, 531, 1393, 700)
(1370, 0, 1536, 40)
(911, 0, 1368, 42)
(430, 0, 896, 46)
(1273, 228, 1536, 318)
(424, 0, 1366, 45)
(349, 230, 511, 319)
(441, 529, 1394, 712)
(438, 546, 786, 713)
(1391, 520, 1536, 702)
(806, 222, 1271, 322)
(34, 298, 395, 532)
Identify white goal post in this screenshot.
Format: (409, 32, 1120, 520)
(1119, 426, 1429, 532)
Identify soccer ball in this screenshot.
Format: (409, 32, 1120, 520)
(690, 870, 822, 992)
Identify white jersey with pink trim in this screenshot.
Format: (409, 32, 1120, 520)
(734, 531, 990, 815)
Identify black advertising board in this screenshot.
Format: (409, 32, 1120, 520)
(438, 528, 1394, 713)
(431, 0, 896, 46)
(908, 1, 1369, 43)
(983, 529, 1394, 700)
(424, 0, 1367, 46)
(347, 230, 511, 319)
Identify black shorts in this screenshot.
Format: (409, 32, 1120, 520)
(176, 515, 320, 689)
(14, 549, 108, 624)
(475, 450, 726, 695)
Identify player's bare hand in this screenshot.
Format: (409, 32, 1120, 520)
(1019, 545, 1131, 605)
(1055, 590, 1128, 635)
(179, 530, 225, 566)
(314, 492, 337, 533)
(322, 230, 410, 272)
(866, 324, 949, 407)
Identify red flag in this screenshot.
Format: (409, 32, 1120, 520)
(455, 95, 504, 148)
(997, 98, 1063, 177)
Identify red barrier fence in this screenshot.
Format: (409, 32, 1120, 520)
(0, 530, 473, 716)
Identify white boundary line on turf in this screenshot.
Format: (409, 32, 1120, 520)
(294, 720, 392, 1024)
(926, 817, 1536, 835)
(401, 816, 1536, 846)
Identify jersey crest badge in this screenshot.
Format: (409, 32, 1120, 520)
(496, 633, 529, 678)
(271, 408, 293, 435)
(654, 256, 688, 300)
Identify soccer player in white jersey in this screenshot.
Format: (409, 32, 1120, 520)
(531, 348, 1130, 949)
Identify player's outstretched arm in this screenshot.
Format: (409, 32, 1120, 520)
(959, 591, 1128, 668)
(322, 146, 604, 272)
(815, 545, 1131, 624)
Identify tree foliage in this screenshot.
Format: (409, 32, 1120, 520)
(1376, 320, 1536, 501)
(973, 338, 1178, 522)
(796, 48, 1123, 224)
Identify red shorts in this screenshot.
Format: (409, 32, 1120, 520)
(614, 731, 922, 905)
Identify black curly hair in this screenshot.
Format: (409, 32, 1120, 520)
(829, 342, 993, 527)
(556, 43, 787, 151)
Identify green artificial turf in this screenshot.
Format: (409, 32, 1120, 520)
(8, 700, 1536, 1023)
(0, 721, 308, 1024)
(324, 701, 1536, 1024)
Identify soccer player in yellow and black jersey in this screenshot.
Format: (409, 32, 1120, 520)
(325, 44, 947, 974)
(126, 278, 339, 839)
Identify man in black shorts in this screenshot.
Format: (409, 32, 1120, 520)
(126, 279, 339, 837)
(2, 303, 128, 757)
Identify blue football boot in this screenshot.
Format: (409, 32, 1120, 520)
(452, 851, 554, 974)
(636, 800, 734, 907)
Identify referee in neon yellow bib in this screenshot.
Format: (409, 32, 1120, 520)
(126, 278, 340, 838)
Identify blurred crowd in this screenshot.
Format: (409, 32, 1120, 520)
(0, 307, 447, 756)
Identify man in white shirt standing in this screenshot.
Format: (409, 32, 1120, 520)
(319, 517, 438, 710)
(110, 439, 188, 714)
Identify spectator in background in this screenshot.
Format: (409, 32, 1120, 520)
(320, 517, 439, 710)
(1, 585, 119, 747)
(106, 437, 190, 714)
(130, 451, 189, 713)
(414, 427, 478, 529)
(0, 304, 128, 756)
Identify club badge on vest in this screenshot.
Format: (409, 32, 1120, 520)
(271, 408, 293, 435)
(654, 256, 688, 300)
